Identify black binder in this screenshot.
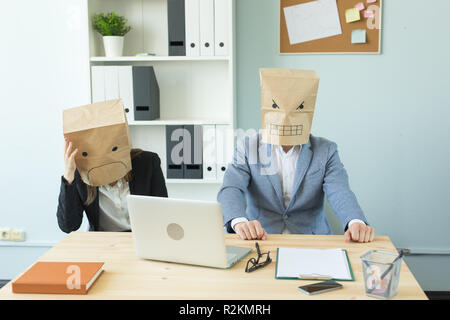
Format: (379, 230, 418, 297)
(132, 66, 160, 120)
(166, 125, 185, 179)
(183, 125, 203, 179)
(167, 0, 186, 56)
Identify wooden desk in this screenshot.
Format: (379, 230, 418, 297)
(0, 233, 427, 300)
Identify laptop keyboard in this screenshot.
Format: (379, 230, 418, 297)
(227, 253, 237, 261)
(226, 245, 252, 267)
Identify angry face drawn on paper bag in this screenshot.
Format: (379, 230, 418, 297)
(260, 69, 320, 146)
(62, 99, 132, 186)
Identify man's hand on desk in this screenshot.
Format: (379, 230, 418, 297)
(344, 223, 375, 243)
(234, 220, 267, 241)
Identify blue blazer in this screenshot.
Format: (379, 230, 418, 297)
(217, 133, 368, 235)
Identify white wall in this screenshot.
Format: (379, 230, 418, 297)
(0, 0, 91, 277)
(0, 0, 223, 279)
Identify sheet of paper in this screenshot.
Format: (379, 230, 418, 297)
(283, 0, 342, 45)
(276, 248, 352, 280)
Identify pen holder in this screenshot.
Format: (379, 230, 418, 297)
(360, 250, 403, 299)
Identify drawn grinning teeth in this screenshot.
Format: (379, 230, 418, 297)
(269, 124, 303, 136)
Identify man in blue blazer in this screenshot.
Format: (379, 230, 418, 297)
(217, 69, 374, 243)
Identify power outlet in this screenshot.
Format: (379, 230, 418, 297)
(0, 228, 11, 241)
(10, 229, 25, 242)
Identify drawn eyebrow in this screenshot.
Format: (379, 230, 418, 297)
(272, 99, 280, 109)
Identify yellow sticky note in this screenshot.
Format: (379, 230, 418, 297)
(345, 8, 361, 23)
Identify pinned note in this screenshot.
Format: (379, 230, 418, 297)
(284, 0, 342, 45)
(345, 8, 361, 23)
(354, 2, 365, 11)
(352, 29, 367, 44)
(364, 10, 375, 18)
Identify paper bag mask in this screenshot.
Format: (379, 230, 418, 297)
(260, 68, 320, 146)
(62, 99, 132, 186)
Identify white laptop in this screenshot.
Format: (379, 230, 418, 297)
(127, 195, 252, 269)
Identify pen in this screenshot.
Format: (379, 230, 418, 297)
(369, 268, 386, 289)
(298, 274, 332, 280)
(380, 250, 404, 279)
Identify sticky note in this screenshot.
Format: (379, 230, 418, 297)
(367, 0, 377, 3)
(345, 8, 361, 23)
(354, 2, 365, 11)
(352, 29, 367, 44)
(364, 10, 375, 18)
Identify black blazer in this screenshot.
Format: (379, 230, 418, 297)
(57, 151, 168, 233)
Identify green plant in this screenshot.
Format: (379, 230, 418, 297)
(92, 12, 131, 36)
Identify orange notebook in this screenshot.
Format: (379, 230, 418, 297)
(12, 262, 104, 295)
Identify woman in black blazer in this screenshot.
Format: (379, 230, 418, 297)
(57, 140, 168, 233)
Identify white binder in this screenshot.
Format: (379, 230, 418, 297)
(185, 0, 200, 57)
(117, 66, 135, 123)
(91, 66, 134, 123)
(216, 124, 233, 180)
(214, 0, 229, 56)
(104, 66, 119, 100)
(199, 0, 215, 56)
(202, 125, 217, 180)
(91, 66, 105, 103)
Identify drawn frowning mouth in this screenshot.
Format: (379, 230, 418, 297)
(269, 124, 303, 136)
(87, 161, 128, 184)
(87, 161, 127, 175)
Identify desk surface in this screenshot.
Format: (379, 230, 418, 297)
(0, 233, 427, 300)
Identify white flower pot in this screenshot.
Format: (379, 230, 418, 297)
(103, 36, 124, 57)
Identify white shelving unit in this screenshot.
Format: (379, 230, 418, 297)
(90, 56, 230, 62)
(87, 0, 236, 200)
(128, 119, 232, 126)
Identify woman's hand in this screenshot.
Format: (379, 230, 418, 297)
(64, 138, 78, 184)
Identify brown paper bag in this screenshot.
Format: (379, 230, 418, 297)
(260, 68, 320, 146)
(62, 99, 132, 186)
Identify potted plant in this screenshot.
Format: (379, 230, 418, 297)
(92, 12, 131, 57)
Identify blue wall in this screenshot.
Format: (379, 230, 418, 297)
(235, 0, 450, 290)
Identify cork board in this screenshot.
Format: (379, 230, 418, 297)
(280, 0, 382, 54)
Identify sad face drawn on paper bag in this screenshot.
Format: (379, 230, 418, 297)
(260, 69, 320, 146)
(62, 99, 132, 187)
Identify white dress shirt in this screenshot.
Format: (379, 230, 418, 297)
(97, 178, 131, 231)
(231, 145, 365, 234)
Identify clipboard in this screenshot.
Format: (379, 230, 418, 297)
(275, 248, 355, 281)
